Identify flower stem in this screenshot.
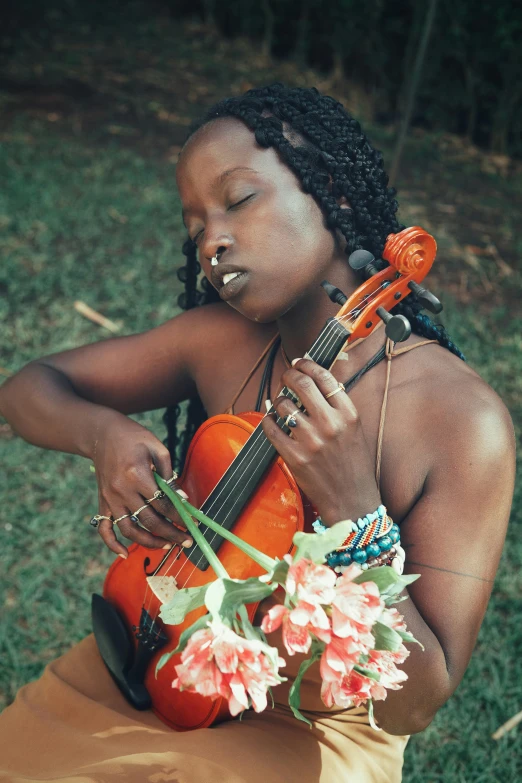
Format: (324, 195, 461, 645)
(154, 476, 278, 573)
(155, 476, 228, 579)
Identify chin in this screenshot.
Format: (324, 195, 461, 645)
(229, 296, 287, 325)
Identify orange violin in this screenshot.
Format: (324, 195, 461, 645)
(92, 227, 440, 731)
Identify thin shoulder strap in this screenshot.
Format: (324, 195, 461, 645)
(223, 334, 280, 415)
(375, 338, 439, 485)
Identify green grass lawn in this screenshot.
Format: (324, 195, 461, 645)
(1, 15, 522, 779)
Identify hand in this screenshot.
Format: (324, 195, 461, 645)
(91, 413, 193, 557)
(261, 358, 382, 525)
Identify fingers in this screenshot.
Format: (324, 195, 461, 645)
(95, 465, 194, 554)
(96, 513, 129, 558)
(283, 359, 357, 418)
(116, 507, 192, 550)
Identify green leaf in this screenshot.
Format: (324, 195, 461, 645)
(292, 520, 355, 564)
(204, 577, 276, 623)
(353, 565, 399, 591)
(288, 640, 324, 726)
(353, 565, 420, 597)
(353, 663, 381, 682)
(372, 620, 404, 652)
(396, 628, 424, 649)
(204, 579, 227, 620)
(159, 583, 209, 626)
(155, 613, 210, 675)
(269, 558, 290, 586)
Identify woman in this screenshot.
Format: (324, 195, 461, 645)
(0, 84, 515, 782)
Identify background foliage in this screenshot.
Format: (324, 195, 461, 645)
(0, 3, 521, 780)
(2, 0, 522, 157)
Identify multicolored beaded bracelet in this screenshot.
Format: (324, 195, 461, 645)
(313, 505, 401, 572)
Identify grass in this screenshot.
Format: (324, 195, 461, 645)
(1, 10, 522, 781)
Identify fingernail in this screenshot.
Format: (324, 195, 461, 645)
(162, 544, 172, 550)
(291, 358, 302, 366)
(176, 489, 189, 499)
(182, 539, 193, 548)
(118, 553, 128, 559)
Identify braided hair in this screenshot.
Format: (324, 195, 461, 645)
(162, 83, 464, 469)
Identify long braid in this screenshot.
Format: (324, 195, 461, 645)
(164, 83, 465, 467)
(161, 240, 219, 470)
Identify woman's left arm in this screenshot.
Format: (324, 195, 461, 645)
(372, 392, 516, 735)
(262, 359, 516, 736)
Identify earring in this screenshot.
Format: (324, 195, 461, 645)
(210, 256, 219, 266)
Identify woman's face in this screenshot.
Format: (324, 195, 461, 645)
(176, 117, 347, 323)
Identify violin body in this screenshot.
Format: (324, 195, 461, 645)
(100, 411, 306, 731)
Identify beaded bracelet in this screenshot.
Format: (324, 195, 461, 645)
(313, 505, 401, 572)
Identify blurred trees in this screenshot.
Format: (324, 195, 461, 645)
(187, 0, 522, 157)
(1, 0, 520, 157)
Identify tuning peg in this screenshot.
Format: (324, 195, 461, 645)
(321, 280, 347, 305)
(376, 307, 411, 342)
(407, 281, 443, 314)
(348, 249, 380, 279)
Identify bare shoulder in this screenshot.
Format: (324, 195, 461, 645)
(405, 342, 515, 461)
(182, 302, 277, 412)
(395, 341, 516, 524)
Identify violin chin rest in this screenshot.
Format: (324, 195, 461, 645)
(91, 593, 152, 711)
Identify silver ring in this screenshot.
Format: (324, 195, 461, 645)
(284, 410, 301, 428)
(146, 489, 165, 503)
(89, 514, 113, 529)
(210, 256, 219, 267)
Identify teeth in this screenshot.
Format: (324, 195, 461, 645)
(222, 272, 241, 286)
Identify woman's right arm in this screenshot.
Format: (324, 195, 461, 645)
(0, 308, 210, 552)
(0, 308, 199, 459)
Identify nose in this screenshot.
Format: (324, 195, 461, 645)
(202, 232, 234, 266)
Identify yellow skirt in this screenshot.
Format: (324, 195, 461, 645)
(0, 634, 408, 782)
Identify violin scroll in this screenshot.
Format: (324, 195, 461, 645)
(333, 226, 442, 343)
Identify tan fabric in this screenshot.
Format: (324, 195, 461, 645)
(0, 635, 408, 783)
(0, 334, 438, 783)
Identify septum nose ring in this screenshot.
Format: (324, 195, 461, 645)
(210, 255, 219, 266)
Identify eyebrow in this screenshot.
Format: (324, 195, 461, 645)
(181, 167, 258, 226)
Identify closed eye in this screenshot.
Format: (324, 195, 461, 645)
(229, 194, 254, 209)
(191, 195, 255, 243)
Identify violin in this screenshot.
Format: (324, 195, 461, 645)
(92, 226, 440, 731)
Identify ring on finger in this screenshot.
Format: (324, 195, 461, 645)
(284, 410, 301, 429)
(325, 382, 345, 400)
(146, 489, 165, 503)
(89, 514, 113, 529)
(129, 504, 150, 524)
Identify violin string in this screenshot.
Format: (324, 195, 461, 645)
(144, 277, 394, 606)
(149, 278, 392, 596)
(143, 306, 357, 606)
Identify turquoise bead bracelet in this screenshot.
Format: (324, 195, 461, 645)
(313, 505, 401, 570)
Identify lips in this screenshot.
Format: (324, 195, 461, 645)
(211, 264, 247, 290)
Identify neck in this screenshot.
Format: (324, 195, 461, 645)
(275, 265, 387, 382)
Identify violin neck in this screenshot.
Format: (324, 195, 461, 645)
(185, 318, 350, 570)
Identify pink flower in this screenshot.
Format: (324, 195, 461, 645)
(261, 599, 332, 656)
(284, 555, 337, 605)
(173, 620, 285, 716)
(380, 606, 408, 634)
(320, 642, 410, 709)
(320, 634, 364, 681)
(330, 565, 384, 645)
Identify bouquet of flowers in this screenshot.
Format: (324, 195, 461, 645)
(154, 476, 421, 729)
